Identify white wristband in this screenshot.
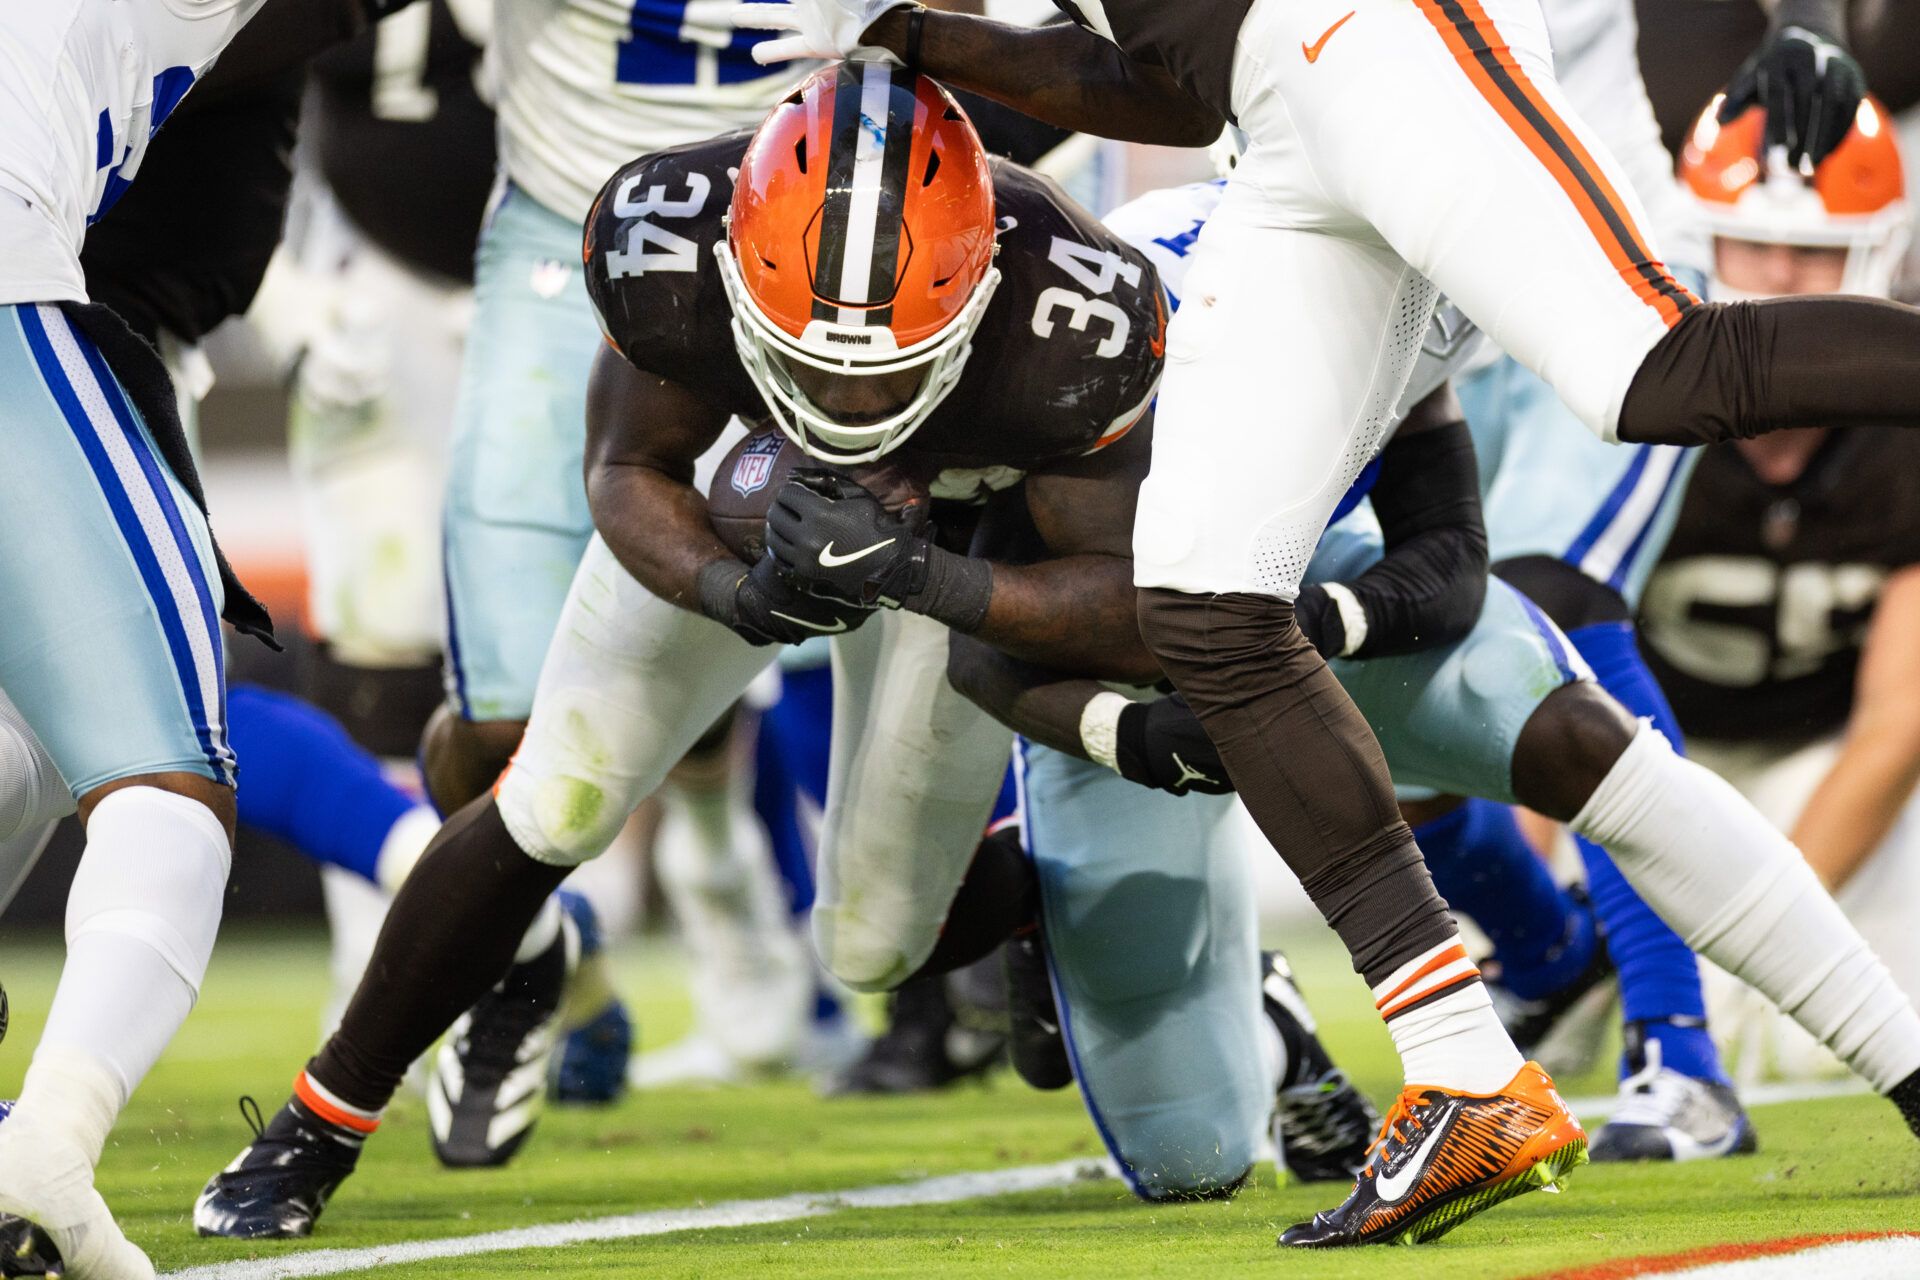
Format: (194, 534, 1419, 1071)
(1079, 691, 1133, 774)
(1321, 582, 1369, 658)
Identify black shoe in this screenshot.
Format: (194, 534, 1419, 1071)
(1262, 952, 1378, 1183)
(429, 912, 577, 1168)
(195, 1096, 364, 1239)
(819, 971, 1001, 1096)
(1004, 930, 1072, 1091)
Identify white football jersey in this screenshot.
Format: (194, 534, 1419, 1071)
(0, 0, 265, 306)
(491, 0, 807, 223)
(1105, 179, 1482, 417)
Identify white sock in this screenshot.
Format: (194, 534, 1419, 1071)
(1374, 940, 1524, 1094)
(514, 894, 563, 965)
(39, 787, 229, 1100)
(1574, 722, 1920, 1092)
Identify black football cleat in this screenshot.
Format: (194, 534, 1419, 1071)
(819, 970, 1002, 1097)
(1279, 1062, 1586, 1248)
(1003, 930, 1073, 1091)
(429, 910, 578, 1168)
(195, 1096, 365, 1240)
(1262, 952, 1378, 1183)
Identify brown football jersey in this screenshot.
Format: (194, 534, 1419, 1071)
(1639, 428, 1920, 746)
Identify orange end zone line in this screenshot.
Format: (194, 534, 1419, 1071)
(1526, 1231, 1920, 1279)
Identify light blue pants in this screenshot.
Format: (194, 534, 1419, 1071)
(1461, 354, 1698, 612)
(0, 304, 230, 794)
(1017, 742, 1272, 1201)
(1019, 510, 1586, 1196)
(442, 184, 603, 721)
(1313, 506, 1586, 803)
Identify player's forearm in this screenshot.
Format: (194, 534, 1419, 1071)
(587, 463, 739, 614)
(862, 10, 1225, 147)
(970, 554, 1159, 683)
(945, 635, 1101, 759)
(1790, 724, 1920, 891)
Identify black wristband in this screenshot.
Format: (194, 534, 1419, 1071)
(907, 547, 993, 632)
(1112, 701, 1150, 784)
(696, 559, 746, 626)
(905, 6, 928, 70)
(1292, 585, 1346, 659)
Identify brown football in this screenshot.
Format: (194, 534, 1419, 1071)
(705, 430, 933, 563)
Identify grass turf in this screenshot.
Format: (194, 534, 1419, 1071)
(0, 923, 1914, 1279)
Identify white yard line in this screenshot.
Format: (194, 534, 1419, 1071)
(1565, 1076, 1869, 1120)
(164, 1158, 1116, 1280)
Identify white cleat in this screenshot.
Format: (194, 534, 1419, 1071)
(0, 1113, 154, 1280)
(1590, 1038, 1758, 1163)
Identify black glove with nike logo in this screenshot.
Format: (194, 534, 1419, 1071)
(1718, 8, 1866, 173)
(768, 469, 994, 631)
(1115, 695, 1234, 796)
(697, 554, 875, 647)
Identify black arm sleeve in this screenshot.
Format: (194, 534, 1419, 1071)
(1306, 420, 1488, 659)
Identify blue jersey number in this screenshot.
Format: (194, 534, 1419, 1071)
(92, 66, 197, 224)
(617, 0, 770, 86)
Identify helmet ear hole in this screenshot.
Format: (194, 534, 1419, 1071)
(923, 150, 941, 187)
(795, 137, 808, 173)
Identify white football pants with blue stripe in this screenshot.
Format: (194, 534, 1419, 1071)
(1020, 504, 1585, 1199)
(0, 303, 231, 796)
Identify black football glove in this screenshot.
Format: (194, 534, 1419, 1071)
(1114, 695, 1234, 797)
(1292, 584, 1347, 660)
(697, 554, 876, 646)
(767, 468, 933, 608)
(1719, 21, 1866, 173)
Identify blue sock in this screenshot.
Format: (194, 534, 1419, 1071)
(1415, 799, 1595, 1001)
(755, 664, 834, 915)
(1565, 621, 1726, 1085)
(229, 684, 417, 886)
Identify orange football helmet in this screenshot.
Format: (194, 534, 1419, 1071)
(717, 61, 1000, 463)
(1681, 93, 1909, 297)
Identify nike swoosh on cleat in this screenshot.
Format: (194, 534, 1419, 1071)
(1302, 10, 1356, 63)
(770, 611, 848, 634)
(818, 539, 896, 568)
(1375, 1110, 1453, 1203)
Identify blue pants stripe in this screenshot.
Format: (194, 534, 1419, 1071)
(17, 305, 229, 782)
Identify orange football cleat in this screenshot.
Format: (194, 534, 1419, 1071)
(1279, 1061, 1587, 1247)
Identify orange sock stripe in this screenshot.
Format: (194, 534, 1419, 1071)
(1379, 970, 1481, 1022)
(1411, 0, 1697, 328)
(293, 1072, 381, 1135)
(1374, 943, 1472, 1010)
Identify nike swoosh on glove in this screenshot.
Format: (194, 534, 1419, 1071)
(733, 0, 915, 66)
(767, 469, 933, 608)
(1718, 24, 1866, 172)
(1114, 695, 1234, 796)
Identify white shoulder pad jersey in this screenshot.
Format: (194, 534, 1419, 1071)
(1104, 179, 1482, 420)
(0, 0, 265, 306)
(492, 0, 808, 223)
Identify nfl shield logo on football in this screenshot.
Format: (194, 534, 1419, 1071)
(731, 435, 783, 497)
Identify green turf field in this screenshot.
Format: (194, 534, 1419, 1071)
(1, 922, 1913, 1279)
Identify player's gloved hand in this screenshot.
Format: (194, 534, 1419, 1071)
(733, 0, 915, 66)
(1293, 585, 1342, 659)
(1718, 22, 1866, 172)
(768, 468, 932, 605)
(697, 554, 875, 646)
(1114, 695, 1233, 797)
